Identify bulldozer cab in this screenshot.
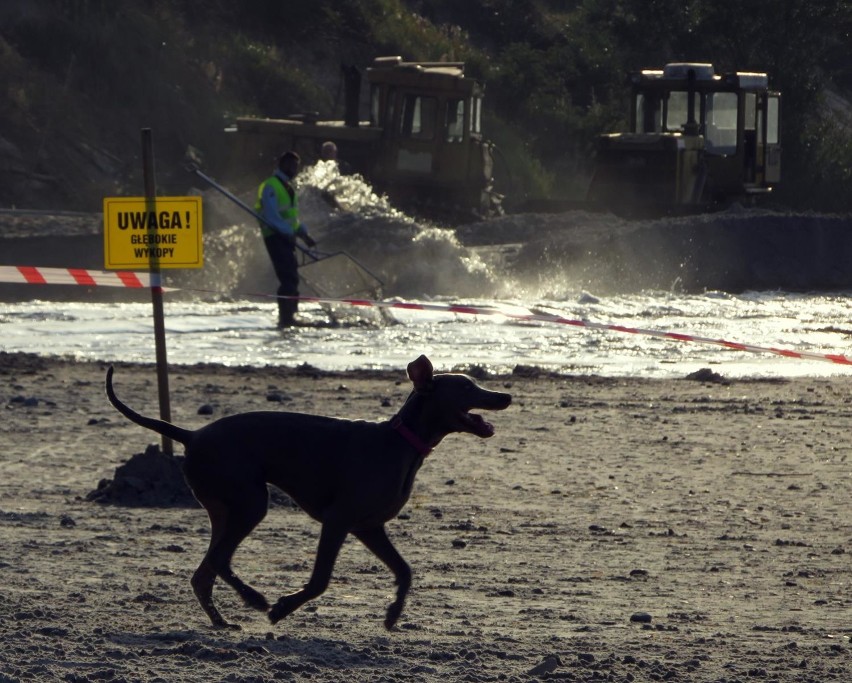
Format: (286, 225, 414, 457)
(365, 56, 495, 216)
(221, 56, 499, 219)
(589, 62, 781, 213)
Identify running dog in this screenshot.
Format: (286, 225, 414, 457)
(105, 355, 511, 629)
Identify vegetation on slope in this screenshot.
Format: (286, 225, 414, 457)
(0, 0, 850, 212)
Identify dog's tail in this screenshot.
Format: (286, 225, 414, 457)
(105, 366, 193, 446)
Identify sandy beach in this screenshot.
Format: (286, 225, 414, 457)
(1, 350, 850, 682)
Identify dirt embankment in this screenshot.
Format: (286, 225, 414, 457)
(458, 207, 852, 294)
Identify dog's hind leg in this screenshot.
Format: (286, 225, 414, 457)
(191, 488, 270, 628)
(268, 522, 348, 625)
(354, 526, 412, 630)
(191, 498, 235, 628)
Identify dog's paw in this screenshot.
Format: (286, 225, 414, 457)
(241, 588, 270, 612)
(269, 597, 297, 625)
(384, 601, 404, 630)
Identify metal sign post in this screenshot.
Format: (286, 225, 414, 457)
(142, 128, 173, 455)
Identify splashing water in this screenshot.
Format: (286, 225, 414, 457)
(3, 162, 852, 378)
(178, 161, 502, 301)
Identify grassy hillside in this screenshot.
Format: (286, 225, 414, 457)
(1, 0, 850, 213)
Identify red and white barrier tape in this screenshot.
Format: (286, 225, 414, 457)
(2, 265, 850, 367)
(288, 294, 852, 367)
(0, 265, 164, 289)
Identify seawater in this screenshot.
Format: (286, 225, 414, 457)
(2, 161, 851, 379)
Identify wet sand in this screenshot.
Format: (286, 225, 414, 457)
(1, 351, 850, 681)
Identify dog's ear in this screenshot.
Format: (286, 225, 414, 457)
(407, 355, 434, 391)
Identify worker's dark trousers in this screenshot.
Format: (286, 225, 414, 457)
(263, 234, 299, 326)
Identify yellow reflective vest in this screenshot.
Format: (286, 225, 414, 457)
(255, 174, 300, 238)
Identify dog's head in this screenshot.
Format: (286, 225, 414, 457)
(406, 355, 511, 439)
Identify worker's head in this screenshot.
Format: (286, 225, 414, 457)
(278, 151, 300, 178)
(320, 141, 338, 161)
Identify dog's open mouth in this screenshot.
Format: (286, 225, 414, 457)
(460, 412, 495, 438)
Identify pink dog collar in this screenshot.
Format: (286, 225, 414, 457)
(391, 416, 432, 456)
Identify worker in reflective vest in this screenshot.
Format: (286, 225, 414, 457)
(255, 151, 316, 328)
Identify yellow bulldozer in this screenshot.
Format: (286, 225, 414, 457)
(217, 58, 780, 221)
(586, 62, 781, 215)
(222, 56, 501, 220)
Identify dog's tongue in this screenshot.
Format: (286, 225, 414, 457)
(468, 413, 495, 438)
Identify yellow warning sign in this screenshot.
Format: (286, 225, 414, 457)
(103, 196, 203, 269)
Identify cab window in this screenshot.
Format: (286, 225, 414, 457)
(767, 96, 779, 144)
(665, 91, 700, 132)
(370, 85, 380, 127)
(704, 92, 738, 155)
(635, 93, 662, 132)
(400, 95, 437, 140)
(446, 99, 465, 142)
(471, 96, 482, 134)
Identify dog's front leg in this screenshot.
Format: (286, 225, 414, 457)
(354, 526, 412, 630)
(269, 522, 348, 625)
